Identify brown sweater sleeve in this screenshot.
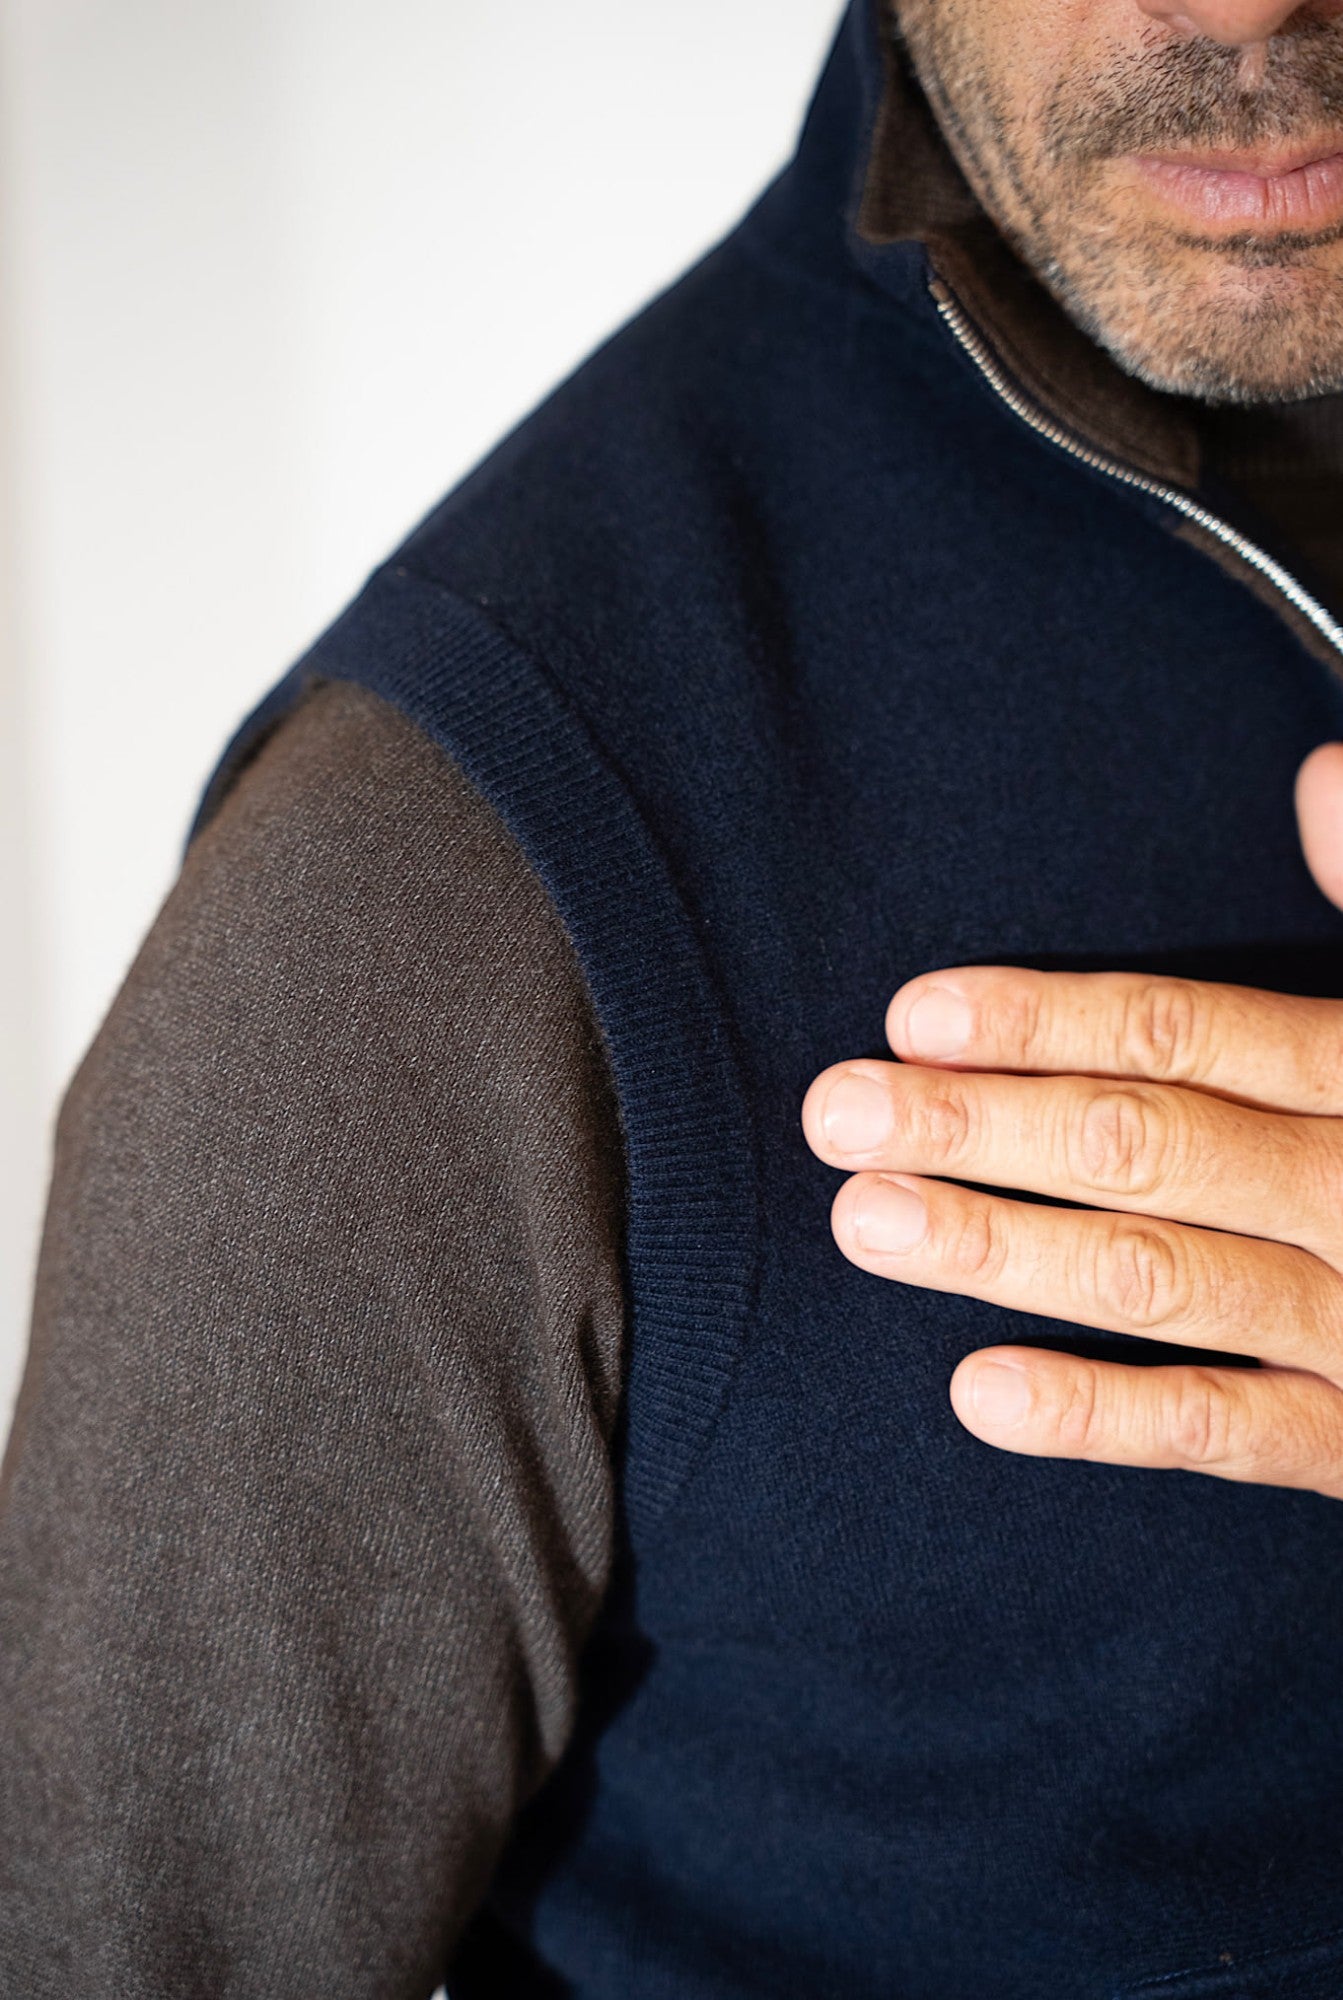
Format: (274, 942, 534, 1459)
(0, 676, 629, 1999)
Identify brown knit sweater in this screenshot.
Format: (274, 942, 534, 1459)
(0, 678, 628, 1993)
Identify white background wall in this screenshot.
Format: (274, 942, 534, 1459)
(0, 0, 842, 1444)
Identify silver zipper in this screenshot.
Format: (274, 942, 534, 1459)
(929, 274, 1343, 666)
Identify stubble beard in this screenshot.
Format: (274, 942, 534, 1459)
(894, 0, 1343, 405)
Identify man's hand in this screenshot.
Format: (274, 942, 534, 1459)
(799, 741, 1343, 1497)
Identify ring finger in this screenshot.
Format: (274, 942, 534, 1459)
(831, 1169, 1343, 1372)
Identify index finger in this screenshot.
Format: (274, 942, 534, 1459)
(885, 967, 1343, 1116)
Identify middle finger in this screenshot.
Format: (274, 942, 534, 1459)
(802, 1060, 1343, 1266)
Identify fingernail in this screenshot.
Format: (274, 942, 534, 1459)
(904, 986, 972, 1058)
(822, 1072, 893, 1152)
(853, 1177, 927, 1252)
(969, 1362, 1031, 1430)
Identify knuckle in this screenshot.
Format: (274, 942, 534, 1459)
(1289, 1269, 1343, 1383)
(946, 1198, 1009, 1284)
(994, 977, 1048, 1064)
(1168, 1369, 1240, 1468)
(1094, 1221, 1195, 1330)
(1312, 1278, 1343, 1371)
(1304, 1126, 1343, 1243)
(1070, 1085, 1177, 1198)
(1118, 978, 1204, 1083)
(1052, 1368, 1105, 1456)
(1296, 1023, 1343, 1113)
(911, 1085, 974, 1168)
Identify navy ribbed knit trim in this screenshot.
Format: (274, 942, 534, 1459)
(188, 561, 761, 1540)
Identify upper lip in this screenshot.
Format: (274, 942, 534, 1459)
(1133, 138, 1343, 177)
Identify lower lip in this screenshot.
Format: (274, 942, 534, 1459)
(1129, 148, 1343, 231)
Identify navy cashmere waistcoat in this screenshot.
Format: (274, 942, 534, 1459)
(191, 4, 1343, 1994)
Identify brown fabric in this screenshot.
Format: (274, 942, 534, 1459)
(0, 677, 628, 1996)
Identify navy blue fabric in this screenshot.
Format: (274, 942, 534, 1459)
(192, 4, 1343, 1993)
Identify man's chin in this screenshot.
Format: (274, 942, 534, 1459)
(1059, 255, 1343, 406)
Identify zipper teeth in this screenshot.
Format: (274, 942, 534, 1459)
(930, 278, 1343, 665)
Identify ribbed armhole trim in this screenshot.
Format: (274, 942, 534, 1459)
(187, 560, 761, 1542)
